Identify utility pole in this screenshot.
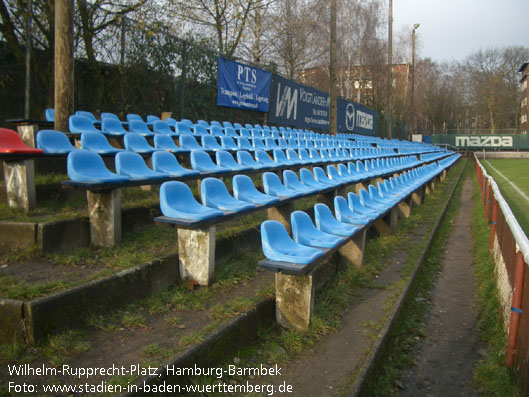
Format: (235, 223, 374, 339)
(386, 0, 393, 139)
(410, 23, 420, 140)
(329, 0, 337, 135)
(54, 0, 74, 132)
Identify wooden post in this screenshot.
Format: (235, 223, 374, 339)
(54, 0, 74, 133)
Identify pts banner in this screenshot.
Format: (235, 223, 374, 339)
(217, 57, 272, 112)
(268, 74, 376, 135)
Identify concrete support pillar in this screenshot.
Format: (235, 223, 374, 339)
(275, 272, 314, 330)
(398, 196, 412, 218)
(178, 226, 216, 286)
(317, 190, 336, 211)
(336, 186, 347, 198)
(87, 189, 121, 247)
(441, 169, 447, 181)
(267, 202, 294, 233)
(17, 124, 38, 148)
(3, 159, 36, 211)
(374, 215, 390, 236)
(411, 187, 423, 206)
(336, 229, 366, 267)
(355, 182, 368, 195)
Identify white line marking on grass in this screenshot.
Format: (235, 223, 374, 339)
(484, 160, 529, 205)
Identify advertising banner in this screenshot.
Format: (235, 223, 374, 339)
(337, 98, 376, 136)
(268, 74, 330, 130)
(217, 57, 272, 112)
(431, 134, 529, 150)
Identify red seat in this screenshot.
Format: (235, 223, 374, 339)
(0, 128, 44, 154)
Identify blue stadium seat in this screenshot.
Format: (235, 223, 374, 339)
(164, 118, 178, 131)
(358, 188, 387, 212)
(197, 120, 209, 128)
(153, 135, 185, 153)
(256, 150, 279, 167)
(299, 168, 328, 190)
(236, 150, 268, 170)
(263, 172, 301, 198)
(129, 120, 154, 137)
(224, 127, 238, 138)
(124, 133, 156, 154)
(210, 121, 223, 129)
(153, 120, 178, 136)
(45, 108, 55, 122)
(239, 128, 251, 137)
(152, 151, 200, 177)
(67, 150, 129, 183)
(261, 220, 324, 264)
(314, 203, 359, 237)
(201, 177, 254, 212)
(180, 135, 203, 151)
(220, 136, 238, 150)
(244, 123, 254, 129)
(251, 129, 263, 138)
(147, 115, 160, 124)
(285, 149, 307, 164)
(115, 151, 167, 180)
(347, 192, 379, 219)
(160, 181, 223, 221)
(326, 165, 349, 183)
(223, 121, 234, 129)
(216, 150, 252, 171)
(81, 132, 123, 154)
(101, 112, 121, 122)
(368, 184, 396, 207)
(202, 135, 223, 151)
(69, 115, 102, 134)
(277, 138, 289, 149)
(232, 175, 280, 205)
(273, 149, 298, 165)
(283, 170, 313, 194)
(194, 124, 209, 136)
(265, 137, 279, 149)
(252, 138, 267, 150)
(209, 125, 224, 137)
(338, 163, 357, 181)
(237, 137, 254, 151)
(75, 110, 98, 122)
(126, 113, 143, 123)
(291, 211, 344, 249)
(190, 150, 228, 173)
(101, 118, 127, 136)
(309, 149, 324, 162)
(298, 149, 318, 164)
(176, 122, 193, 135)
(334, 196, 370, 226)
(313, 167, 341, 186)
(37, 130, 75, 154)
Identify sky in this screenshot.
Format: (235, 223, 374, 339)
(393, 0, 529, 63)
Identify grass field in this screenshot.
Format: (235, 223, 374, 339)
(482, 159, 529, 236)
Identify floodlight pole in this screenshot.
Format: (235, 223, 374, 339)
(410, 23, 420, 140)
(387, 0, 393, 139)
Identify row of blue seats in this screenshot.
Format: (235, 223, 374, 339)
(260, 157, 461, 264)
(36, 130, 406, 162)
(158, 156, 454, 229)
(66, 144, 422, 184)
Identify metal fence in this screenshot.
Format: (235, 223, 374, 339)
(474, 155, 529, 392)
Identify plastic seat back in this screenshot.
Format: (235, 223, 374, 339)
(299, 168, 325, 189)
(256, 150, 278, 166)
(37, 130, 75, 154)
(209, 125, 224, 137)
(153, 120, 176, 135)
(265, 137, 279, 149)
(75, 110, 98, 122)
(283, 170, 312, 193)
(202, 135, 222, 150)
(126, 113, 143, 123)
(239, 128, 251, 137)
(224, 127, 238, 137)
(194, 124, 208, 136)
(232, 174, 280, 205)
(152, 150, 199, 176)
(45, 108, 55, 122)
(220, 136, 237, 150)
(160, 181, 222, 221)
(102, 118, 127, 136)
(237, 137, 254, 150)
(263, 172, 298, 197)
(260, 220, 323, 264)
(129, 120, 153, 136)
(123, 133, 155, 153)
(237, 150, 265, 169)
(147, 115, 160, 124)
(101, 112, 121, 122)
(176, 122, 193, 135)
(81, 132, 122, 154)
(154, 135, 181, 152)
(252, 138, 267, 149)
(201, 177, 254, 212)
(115, 151, 167, 179)
(291, 210, 343, 249)
(190, 150, 227, 172)
(334, 195, 370, 225)
(180, 135, 203, 150)
(69, 115, 100, 133)
(216, 150, 248, 170)
(314, 203, 357, 237)
(313, 167, 337, 185)
(67, 150, 128, 183)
